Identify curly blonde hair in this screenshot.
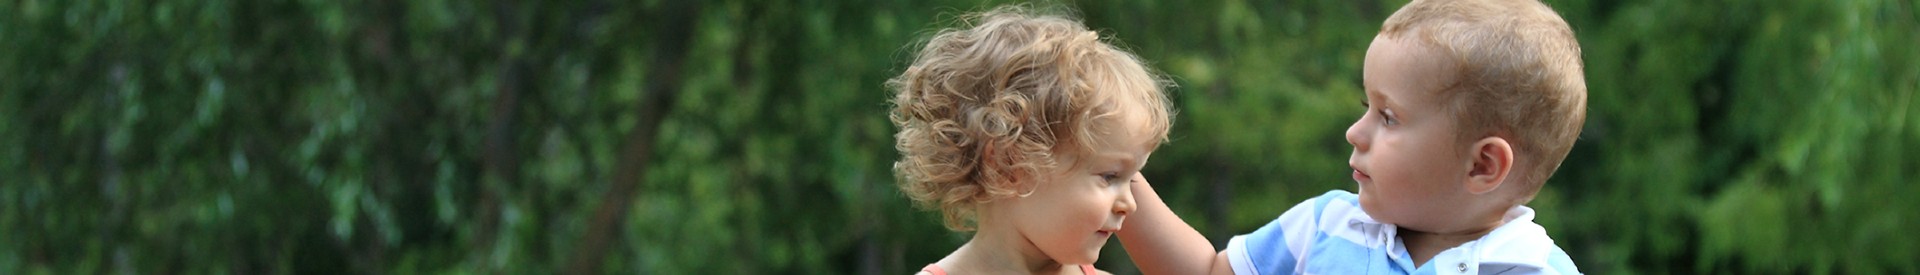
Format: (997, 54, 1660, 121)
(887, 5, 1172, 231)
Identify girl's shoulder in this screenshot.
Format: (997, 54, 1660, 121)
(917, 263, 946, 275)
(1083, 264, 1111, 275)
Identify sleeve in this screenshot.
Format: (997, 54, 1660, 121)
(1223, 194, 1328, 275)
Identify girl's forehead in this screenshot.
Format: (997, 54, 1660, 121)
(1074, 66, 1165, 168)
(1064, 144, 1148, 171)
(1083, 111, 1157, 166)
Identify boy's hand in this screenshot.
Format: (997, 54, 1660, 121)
(1117, 173, 1236, 275)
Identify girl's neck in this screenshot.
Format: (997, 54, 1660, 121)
(939, 223, 1066, 274)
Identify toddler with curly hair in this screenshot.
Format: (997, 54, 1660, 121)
(888, 5, 1174, 275)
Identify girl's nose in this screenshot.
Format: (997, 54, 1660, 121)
(1115, 173, 1141, 215)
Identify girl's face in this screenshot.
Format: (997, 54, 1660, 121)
(1002, 103, 1156, 265)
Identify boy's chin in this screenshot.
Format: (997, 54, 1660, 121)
(1354, 197, 1399, 222)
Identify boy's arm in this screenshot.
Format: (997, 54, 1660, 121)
(1116, 173, 1234, 275)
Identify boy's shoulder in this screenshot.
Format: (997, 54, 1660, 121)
(1278, 190, 1360, 222)
(1301, 190, 1364, 226)
(1271, 189, 1362, 229)
(1313, 189, 1358, 203)
(1476, 208, 1582, 274)
(1245, 190, 1364, 240)
(1221, 190, 1372, 275)
(1227, 190, 1583, 274)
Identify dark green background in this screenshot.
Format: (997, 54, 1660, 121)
(3, 0, 1916, 273)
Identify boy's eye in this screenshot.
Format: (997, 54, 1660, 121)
(1361, 100, 1395, 126)
(1379, 109, 1396, 126)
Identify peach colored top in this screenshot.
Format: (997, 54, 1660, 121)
(920, 263, 1096, 275)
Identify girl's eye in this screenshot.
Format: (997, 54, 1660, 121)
(1099, 173, 1124, 185)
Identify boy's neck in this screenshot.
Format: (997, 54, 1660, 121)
(940, 223, 1068, 274)
(1397, 209, 1509, 268)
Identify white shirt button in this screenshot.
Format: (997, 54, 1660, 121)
(1457, 262, 1468, 272)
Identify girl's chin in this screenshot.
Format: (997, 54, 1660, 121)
(1062, 247, 1102, 265)
(1064, 254, 1099, 266)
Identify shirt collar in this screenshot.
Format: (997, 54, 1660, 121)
(1471, 205, 1558, 270)
(1358, 205, 1559, 272)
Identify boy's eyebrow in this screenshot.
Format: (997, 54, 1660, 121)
(1360, 78, 1384, 104)
(1368, 87, 1397, 109)
(1359, 73, 1400, 110)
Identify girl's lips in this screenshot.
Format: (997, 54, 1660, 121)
(1352, 169, 1371, 181)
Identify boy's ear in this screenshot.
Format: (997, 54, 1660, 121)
(1465, 137, 1513, 194)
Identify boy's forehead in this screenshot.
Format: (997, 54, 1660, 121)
(1363, 34, 1459, 105)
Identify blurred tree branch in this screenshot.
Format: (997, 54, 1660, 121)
(566, 1, 701, 273)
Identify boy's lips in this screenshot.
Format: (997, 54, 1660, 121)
(1350, 164, 1371, 182)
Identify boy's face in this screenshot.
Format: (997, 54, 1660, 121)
(1347, 34, 1477, 232)
(1004, 99, 1153, 265)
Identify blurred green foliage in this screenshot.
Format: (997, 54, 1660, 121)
(2, 0, 1915, 274)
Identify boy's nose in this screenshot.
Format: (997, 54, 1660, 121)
(1345, 119, 1370, 151)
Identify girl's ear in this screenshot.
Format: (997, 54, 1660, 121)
(1465, 137, 1513, 194)
(1011, 169, 1039, 197)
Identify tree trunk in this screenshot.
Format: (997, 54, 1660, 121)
(476, 0, 527, 269)
(565, 2, 701, 273)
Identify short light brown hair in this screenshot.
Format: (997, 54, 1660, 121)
(887, 5, 1172, 231)
(1380, 0, 1586, 203)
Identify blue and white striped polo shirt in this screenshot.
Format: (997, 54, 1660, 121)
(1223, 190, 1580, 275)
